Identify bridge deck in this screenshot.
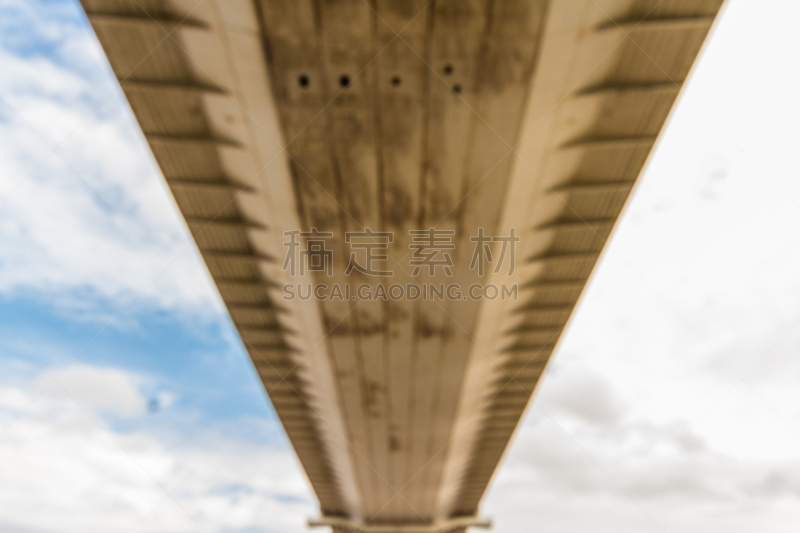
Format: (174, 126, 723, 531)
(80, 0, 724, 526)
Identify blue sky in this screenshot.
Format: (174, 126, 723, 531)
(0, 0, 268, 428)
(3, 1, 800, 532)
(0, 2, 316, 532)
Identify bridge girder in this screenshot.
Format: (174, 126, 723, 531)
(80, 0, 724, 526)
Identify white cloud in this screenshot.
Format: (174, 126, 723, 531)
(0, 0, 220, 321)
(48, 363, 148, 417)
(482, 0, 800, 531)
(484, 370, 800, 533)
(0, 363, 316, 533)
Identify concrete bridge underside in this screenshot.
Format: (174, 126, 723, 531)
(80, 0, 723, 530)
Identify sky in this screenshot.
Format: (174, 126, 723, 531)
(1, 0, 800, 532)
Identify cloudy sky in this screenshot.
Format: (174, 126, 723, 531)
(1, 0, 800, 532)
